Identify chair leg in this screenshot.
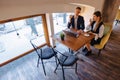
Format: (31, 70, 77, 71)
(69, 49, 74, 54)
(103, 44, 107, 49)
(37, 57, 40, 67)
(75, 63, 78, 74)
(62, 66, 65, 80)
(54, 55, 58, 66)
(41, 60, 46, 75)
(98, 49, 102, 57)
(68, 48, 70, 52)
(54, 63, 59, 73)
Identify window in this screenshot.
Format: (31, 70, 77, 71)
(0, 15, 47, 65)
(52, 13, 74, 33)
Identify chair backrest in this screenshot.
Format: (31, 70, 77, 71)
(53, 49, 68, 63)
(103, 23, 112, 36)
(94, 23, 112, 49)
(30, 40, 42, 57)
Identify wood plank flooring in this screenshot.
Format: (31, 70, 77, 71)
(0, 24, 120, 80)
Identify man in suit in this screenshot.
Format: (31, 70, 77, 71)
(67, 7, 85, 54)
(67, 7, 85, 31)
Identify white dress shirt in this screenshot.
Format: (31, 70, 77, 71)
(74, 16, 78, 30)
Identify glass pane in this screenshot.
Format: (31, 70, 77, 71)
(53, 13, 74, 33)
(0, 16, 45, 64)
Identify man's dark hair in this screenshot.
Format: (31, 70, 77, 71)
(93, 11, 101, 17)
(76, 7, 81, 10)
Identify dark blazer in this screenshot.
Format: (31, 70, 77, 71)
(91, 21, 104, 34)
(67, 15, 85, 30)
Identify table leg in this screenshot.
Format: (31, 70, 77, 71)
(74, 51, 84, 62)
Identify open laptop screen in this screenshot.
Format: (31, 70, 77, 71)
(63, 29, 79, 38)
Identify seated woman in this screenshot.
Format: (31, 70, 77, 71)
(83, 11, 104, 56)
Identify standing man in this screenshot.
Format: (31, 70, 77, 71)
(67, 7, 85, 31)
(67, 7, 85, 54)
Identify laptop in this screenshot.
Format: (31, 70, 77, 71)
(63, 29, 79, 38)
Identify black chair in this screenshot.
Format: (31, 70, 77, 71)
(30, 40, 57, 75)
(53, 49, 78, 80)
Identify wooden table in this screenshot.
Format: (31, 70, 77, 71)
(52, 29, 95, 52)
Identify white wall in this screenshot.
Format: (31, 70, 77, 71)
(0, 0, 105, 21)
(82, 7, 95, 27)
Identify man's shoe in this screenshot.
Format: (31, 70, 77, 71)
(85, 50, 92, 56)
(82, 47, 87, 52)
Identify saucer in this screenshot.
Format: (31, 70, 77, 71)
(84, 33, 89, 37)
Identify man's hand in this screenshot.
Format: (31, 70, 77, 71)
(77, 30, 83, 34)
(68, 15, 73, 23)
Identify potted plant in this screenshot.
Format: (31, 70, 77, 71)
(60, 33, 65, 41)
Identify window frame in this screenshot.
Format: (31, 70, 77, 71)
(0, 14, 50, 66)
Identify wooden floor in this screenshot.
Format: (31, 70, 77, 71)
(0, 24, 120, 80)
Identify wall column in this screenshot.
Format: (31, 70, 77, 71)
(42, 14, 50, 46)
(46, 13, 55, 47)
(102, 0, 120, 23)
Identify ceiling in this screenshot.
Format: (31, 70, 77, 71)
(0, 0, 104, 7)
(0, 0, 66, 6)
(0, 0, 105, 21)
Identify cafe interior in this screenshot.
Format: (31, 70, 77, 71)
(0, 0, 120, 80)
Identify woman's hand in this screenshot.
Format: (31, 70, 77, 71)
(89, 18, 93, 25)
(89, 18, 93, 23)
